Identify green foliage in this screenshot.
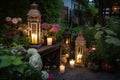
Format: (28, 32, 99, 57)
(0, 47, 28, 79)
(94, 17, 120, 62)
(95, 26, 120, 46)
(82, 4, 98, 16)
(56, 23, 67, 41)
(70, 26, 83, 35)
(0, 23, 30, 47)
(106, 16, 120, 39)
(25, 69, 42, 80)
(31, 0, 63, 23)
(86, 51, 99, 63)
(76, 0, 88, 7)
(84, 27, 96, 48)
(0, 46, 43, 80)
(105, 36, 120, 46)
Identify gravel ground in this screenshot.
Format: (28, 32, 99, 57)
(50, 65, 120, 80)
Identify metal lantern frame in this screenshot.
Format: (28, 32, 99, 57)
(75, 33, 86, 66)
(63, 28, 71, 45)
(27, 3, 41, 45)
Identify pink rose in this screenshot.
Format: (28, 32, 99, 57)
(12, 18, 18, 24)
(5, 17, 12, 22)
(17, 17, 22, 22)
(41, 23, 52, 29)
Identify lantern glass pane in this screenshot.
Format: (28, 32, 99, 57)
(31, 23, 37, 34)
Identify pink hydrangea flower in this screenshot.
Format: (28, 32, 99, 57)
(41, 23, 51, 29)
(49, 24, 60, 32)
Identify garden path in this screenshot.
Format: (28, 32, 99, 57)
(50, 65, 120, 80)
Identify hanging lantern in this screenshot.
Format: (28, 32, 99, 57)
(27, 3, 41, 45)
(75, 33, 86, 66)
(112, 3, 119, 13)
(63, 27, 71, 45)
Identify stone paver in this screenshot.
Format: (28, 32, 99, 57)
(51, 65, 120, 80)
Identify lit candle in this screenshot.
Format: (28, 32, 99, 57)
(59, 64, 65, 73)
(92, 47, 96, 50)
(77, 53, 82, 63)
(47, 37, 52, 45)
(66, 40, 68, 44)
(32, 34, 37, 44)
(65, 53, 69, 58)
(69, 59, 75, 68)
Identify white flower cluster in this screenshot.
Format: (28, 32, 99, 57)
(27, 48, 43, 71)
(11, 46, 27, 55)
(41, 70, 49, 80)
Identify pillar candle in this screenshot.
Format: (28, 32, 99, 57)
(66, 40, 68, 44)
(59, 64, 65, 73)
(32, 34, 37, 44)
(47, 37, 52, 45)
(69, 59, 75, 68)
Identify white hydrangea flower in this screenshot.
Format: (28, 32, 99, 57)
(41, 70, 49, 80)
(29, 53, 42, 71)
(10, 46, 26, 55)
(27, 48, 38, 55)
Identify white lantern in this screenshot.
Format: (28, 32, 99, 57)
(75, 33, 86, 66)
(27, 3, 41, 45)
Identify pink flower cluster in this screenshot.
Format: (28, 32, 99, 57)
(5, 17, 29, 36)
(5, 17, 22, 24)
(41, 23, 60, 32)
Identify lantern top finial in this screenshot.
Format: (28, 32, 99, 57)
(31, 2, 38, 9)
(63, 27, 71, 35)
(75, 32, 86, 46)
(27, 2, 41, 17)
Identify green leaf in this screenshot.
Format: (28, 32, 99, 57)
(0, 55, 12, 68)
(15, 65, 25, 73)
(105, 37, 120, 46)
(14, 62, 28, 74)
(12, 57, 23, 65)
(105, 29, 116, 35)
(95, 31, 103, 39)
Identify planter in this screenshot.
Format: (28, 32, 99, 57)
(87, 62, 99, 71)
(101, 62, 116, 72)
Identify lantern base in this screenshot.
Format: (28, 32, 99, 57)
(29, 44, 42, 49)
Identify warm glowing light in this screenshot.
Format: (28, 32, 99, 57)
(65, 53, 69, 58)
(66, 40, 68, 44)
(77, 53, 82, 63)
(69, 59, 75, 68)
(47, 37, 52, 45)
(92, 47, 96, 50)
(32, 34, 37, 44)
(59, 64, 65, 73)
